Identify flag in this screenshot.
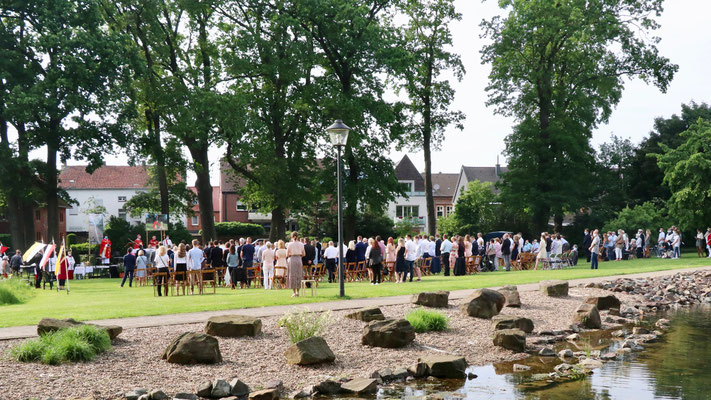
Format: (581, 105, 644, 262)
(39, 244, 55, 269)
(56, 243, 65, 272)
(23, 242, 45, 262)
(0, 243, 8, 255)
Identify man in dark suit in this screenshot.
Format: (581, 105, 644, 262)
(355, 236, 367, 263)
(203, 242, 213, 268)
(582, 229, 592, 263)
(433, 235, 442, 274)
(501, 234, 512, 271)
(211, 243, 224, 284)
(303, 239, 316, 273)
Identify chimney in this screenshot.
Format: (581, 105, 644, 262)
(495, 155, 501, 177)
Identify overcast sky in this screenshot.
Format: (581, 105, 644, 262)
(49, 0, 711, 183)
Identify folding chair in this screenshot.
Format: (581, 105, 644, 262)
(384, 261, 395, 282)
(273, 266, 287, 289)
(421, 257, 432, 276)
(152, 271, 169, 297)
(215, 267, 226, 287)
(200, 269, 216, 294)
(247, 265, 261, 288)
(356, 260, 368, 281)
(345, 262, 358, 282)
(187, 270, 202, 294)
(511, 254, 522, 271)
(170, 271, 187, 296)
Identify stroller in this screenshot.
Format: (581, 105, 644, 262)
(657, 242, 674, 258)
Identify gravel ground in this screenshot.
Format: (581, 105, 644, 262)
(0, 286, 641, 400)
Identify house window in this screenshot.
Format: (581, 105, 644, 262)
(35, 210, 41, 221)
(399, 182, 413, 193)
(236, 201, 248, 211)
(118, 196, 127, 202)
(396, 205, 419, 218)
(118, 209, 126, 220)
(446, 206, 453, 216)
(436, 206, 444, 218)
(192, 216, 199, 226)
(69, 207, 79, 216)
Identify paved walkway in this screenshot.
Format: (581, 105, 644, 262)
(2, 265, 710, 341)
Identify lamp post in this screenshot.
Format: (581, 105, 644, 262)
(327, 119, 351, 298)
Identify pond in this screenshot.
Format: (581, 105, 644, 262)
(375, 307, 711, 400)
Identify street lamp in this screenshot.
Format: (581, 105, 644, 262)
(327, 119, 351, 297)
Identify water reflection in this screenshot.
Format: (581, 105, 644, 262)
(374, 307, 711, 400)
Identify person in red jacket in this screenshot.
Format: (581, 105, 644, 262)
(133, 234, 143, 249)
(100, 236, 112, 264)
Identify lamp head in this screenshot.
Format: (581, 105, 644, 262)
(327, 119, 351, 147)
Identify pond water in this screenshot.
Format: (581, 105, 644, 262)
(375, 307, 711, 400)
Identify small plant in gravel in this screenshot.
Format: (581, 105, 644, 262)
(11, 325, 111, 365)
(278, 309, 332, 344)
(406, 308, 449, 333)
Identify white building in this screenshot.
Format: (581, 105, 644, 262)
(59, 165, 151, 232)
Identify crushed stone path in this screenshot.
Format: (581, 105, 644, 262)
(2, 265, 709, 340)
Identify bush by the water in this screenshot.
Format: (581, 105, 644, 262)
(0, 279, 34, 305)
(406, 308, 449, 333)
(278, 309, 332, 344)
(11, 325, 111, 365)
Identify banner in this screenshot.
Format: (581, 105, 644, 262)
(145, 213, 168, 231)
(39, 244, 55, 269)
(23, 242, 45, 262)
(88, 214, 104, 245)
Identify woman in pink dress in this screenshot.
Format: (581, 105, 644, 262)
(464, 235, 473, 258)
(286, 231, 305, 297)
(449, 236, 459, 271)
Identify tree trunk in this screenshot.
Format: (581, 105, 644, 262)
(270, 206, 286, 242)
(17, 123, 36, 248)
(188, 145, 216, 243)
(148, 112, 170, 224)
(554, 213, 564, 233)
(46, 140, 59, 243)
(423, 87, 435, 236)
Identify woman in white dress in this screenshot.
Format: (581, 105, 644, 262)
(261, 242, 275, 289)
(534, 233, 547, 270)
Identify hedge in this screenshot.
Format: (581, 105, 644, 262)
(69, 243, 99, 254)
(214, 222, 265, 238)
(0, 234, 12, 249)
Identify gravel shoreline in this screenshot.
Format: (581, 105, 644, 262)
(0, 286, 641, 400)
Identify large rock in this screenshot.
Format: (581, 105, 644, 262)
(460, 289, 506, 319)
(573, 303, 602, 329)
(539, 280, 569, 297)
(492, 329, 526, 352)
(284, 336, 335, 365)
(161, 332, 222, 365)
(205, 315, 262, 337)
(313, 380, 342, 395)
(498, 286, 521, 308)
(211, 379, 232, 398)
(411, 291, 449, 308)
(584, 295, 621, 311)
(249, 389, 279, 400)
(362, 319, 415, 348)
(230, 379, 250, 397)
(37, 318, 122, 340)
(419, 355, 467, 379)
(340, 378, 378, 395)
(492, 315, 534, 333)
(345, 307, 386, 322)
(124, 389, 147, 400)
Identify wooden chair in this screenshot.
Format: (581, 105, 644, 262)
(384, 261, 396, 282)
(311, 263, 324, 286)
(472, 255, 481, 273)
(519, 253, 535, 270)
(170, 271, 187, 296)
(152, 271, 169, 297)
(465, 256, 475, 274)
(247, 264, 261, 288)
(200, 269, 216, 294)
(146, 267, 156, 285)
(345, 262, 358, 282)
(511, 254, 522, 271)
(421, 257, 432, 276)
(273, 266, 287, 289)
(356, 260, 368, 281)
(187, 270, 202, 294)
(214, 267, 226, 287)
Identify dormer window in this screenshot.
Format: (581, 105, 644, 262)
(399, 181, 413, 193)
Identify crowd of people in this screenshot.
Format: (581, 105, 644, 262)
(4, 225, 710, 295)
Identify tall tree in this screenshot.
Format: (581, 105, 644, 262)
(287, 0, 406, 240)
(481, 0, 677, 233)
(1, 0, 132, 242)
(627, 102, 711, 204)
(396, 0, 464, 235)
(219, 0, 321, 242)
(654, 119, 711, 230)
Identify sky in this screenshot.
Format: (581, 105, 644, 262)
(38, 0, 711, 183)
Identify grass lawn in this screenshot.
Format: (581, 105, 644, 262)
(1, 252, 708, 328)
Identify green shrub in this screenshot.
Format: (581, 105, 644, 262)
(11, 338, 48, 362)
(0, 279, 34, 305)
(214, 222, 265, 239)
(278, 309, 332, 344)
(0, 233, 12, 249)
(66, 233, 78, 245)
(72, 325, 111, 353)
(11, 325, 111, 365)
(69, 243, 99, 255)
(406, 308, 449, 333)
(167, 221, 194, 245)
